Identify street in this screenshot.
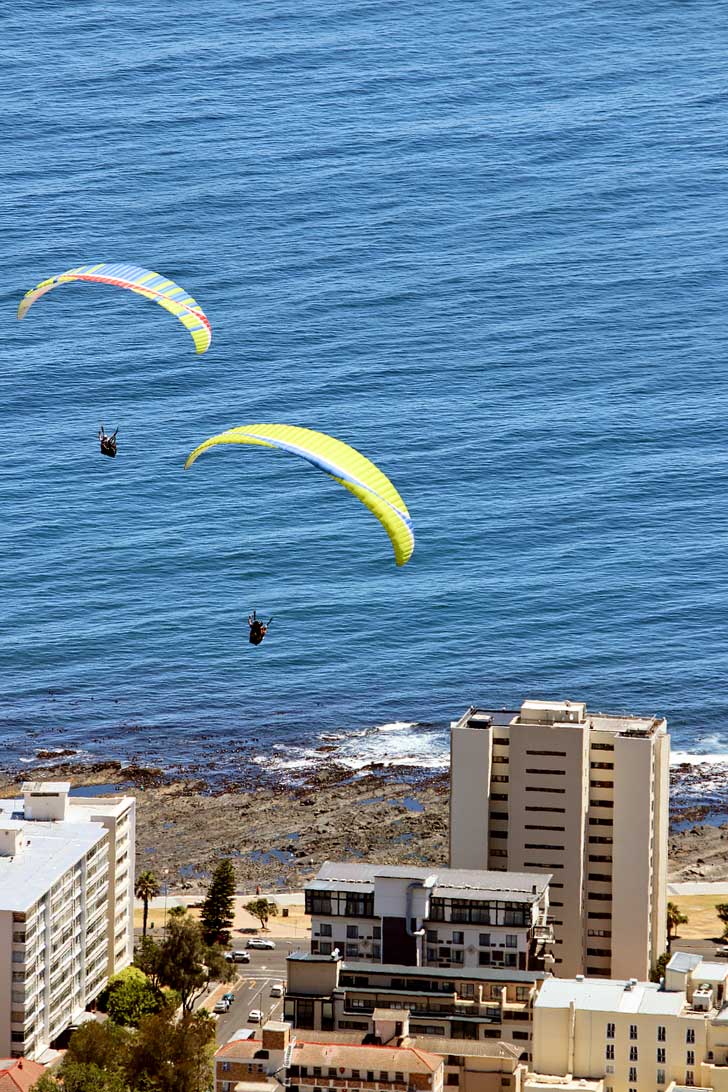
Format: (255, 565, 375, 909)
(209, 937, 301, 1044)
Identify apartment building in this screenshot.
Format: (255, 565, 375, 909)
(306, 863, 554, 973)
(531, 952, 728, 1092)
(284, 950, 547, 1055)
(0, 782, 135, 1060)
(217, 1014, 529, 1092)
(215, 1021, 443, 1092)
(450, 699, 669, 978)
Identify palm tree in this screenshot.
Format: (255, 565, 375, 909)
(667, 901, 688, 948)
(135, 870, 161, 938)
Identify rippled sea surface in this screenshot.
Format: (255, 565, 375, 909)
(2, 1, 728, 783)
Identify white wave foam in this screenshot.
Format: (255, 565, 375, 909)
(375, 721, 418, 733)
(671, 751, 728, 766)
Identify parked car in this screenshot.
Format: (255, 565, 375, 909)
(270, 983, 285, 997)
(214, 999, 230, 1014)
(225, 950, 251, 963)
(246, 938, 276, 950)
(248, 1009, 263, 1023)
(716, 946, 728, 957)
(222, 992, 236, 1003)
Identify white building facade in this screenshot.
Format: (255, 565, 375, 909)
(0, 782, 135, 1059)
(306, 863, 554, 972)
(450, 699, 669, 978)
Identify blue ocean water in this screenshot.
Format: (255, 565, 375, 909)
(2, 0, 728, 782)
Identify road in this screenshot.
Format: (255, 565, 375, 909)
(211, 938, 300, 1044)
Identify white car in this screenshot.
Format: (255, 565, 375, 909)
(246, 938, 276, 950)
(270, 983, 285, 997)
(248, 1009, 263, 1023)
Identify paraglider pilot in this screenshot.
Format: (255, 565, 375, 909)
(98, 424, 118, 458)
(248, 610, 270, 646)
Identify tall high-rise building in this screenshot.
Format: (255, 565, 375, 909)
(449, 699, 669, 979)
(0, 782, 135, 1060)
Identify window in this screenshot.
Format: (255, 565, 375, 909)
(657, 1026, 666, 1042)
(657, 1070, 665, 1086)
(686, 1028, 695, 1044)
(320, 923, 332, 937)
(686, 1073, 695, 1087)
(605, 1045, 614, 1060)
(526, 750, 566, 756)
(687, 1050, 695, 1065)
(346, 943, 359, 957)
(525, 786, 565, 794)
(479, 933, 490, 947)
(657, 1048, 666, 1064)
(491, 812, 508, 819)
(373, 926, 381, 940)
(629, 1068, 637, 1083)
(320, 941, 332, 955)
(426, 930, 438, 943)
(525, 805, 566, 813)
(606, 1023, 615, 1039)
(588, 873, 611, 882)
(221, 1062, 231, 1073)
(525, 768, 566, 775)
(629, 1046, 638, 1061)
(505, 935, 517, 948)
(517, 987, 530, 1000)
(452, 932, 464, 945)
(450, 949, 464, 964)
(346, 925, 358, 939)
(629, 1025, 637, 1040)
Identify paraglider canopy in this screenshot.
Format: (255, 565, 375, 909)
(185, 423, 414, 566)
(18, 262, 212, 354)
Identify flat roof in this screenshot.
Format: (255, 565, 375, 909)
(455, 705, 665, 737)
(691, 961, 728, 983)
(216, 1038, 441, 1074)
(338, 959, 546, 985)
(0, 793, 134, 912)
(312, 862, 550, 902)
(667, 952, 702, 974)
(535, 978, 684, 1016)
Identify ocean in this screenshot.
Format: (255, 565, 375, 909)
(2, 1, 728, 793)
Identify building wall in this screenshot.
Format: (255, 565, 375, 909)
(533, 997, 708, 1092)
(450, 724, 492, 871)
(507, 719, 588, 977)
(0, 912, 12, 1055)
(610, 737, 655, 980)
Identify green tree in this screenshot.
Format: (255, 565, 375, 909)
(134, 870, 161, 939)
(200, 859, 236, 946)
(667, 901, 688, 945)
(650, 951, 670, 982)
(134, 934, 164, 989)
(106, 969, 164, 1027)
(145, 913, 232, 1012)
(64, 1020, 133, 1071)
(30, 1076, 61, 1092)
(126, 1009, 216, 1092)
(244, 897, 278, 931)
(716, 903, 728, 939)
(56, 1062, 131, 1092)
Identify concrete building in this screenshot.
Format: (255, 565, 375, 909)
(306, 863, 554, 972)
(530, 953, 728, 1092)
(0, 782, 135, 1060)
(215, 1020, 444, 1092)
(450, 699, 669, 979)
(284, 950, 547, 1055)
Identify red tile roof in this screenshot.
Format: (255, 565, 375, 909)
(0, 1059, 46, 1092)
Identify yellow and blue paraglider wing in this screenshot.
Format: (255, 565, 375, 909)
(184, 423, 415, 566)
(17, 262, 211, 354)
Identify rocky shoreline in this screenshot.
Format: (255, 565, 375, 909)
(1, 754, 726, 889)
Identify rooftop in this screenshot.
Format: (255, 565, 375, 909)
(311, 862, 550, 903)
(535, 978, 685, 1016)
(454, 701, 665, 738)
(216, 1037, 442, 1074)
(0, 1059, 46, 1092)
(288, 952, 546, 985)
(0, 792, 133, 912)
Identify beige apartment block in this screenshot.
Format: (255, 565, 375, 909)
(449, 699, 669, 979)
(530, 952, 728, 1092)
(215, 1021, 444, 1092)
(0, 782, 135, 1060)
(216, 1016, 527, 1092)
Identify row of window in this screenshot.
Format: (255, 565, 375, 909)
(606, 1023, 696, 1044)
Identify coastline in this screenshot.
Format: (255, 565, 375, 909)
(3, 752, 728, 889)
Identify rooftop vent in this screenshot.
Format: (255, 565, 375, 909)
(575, 974, 585, 982)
